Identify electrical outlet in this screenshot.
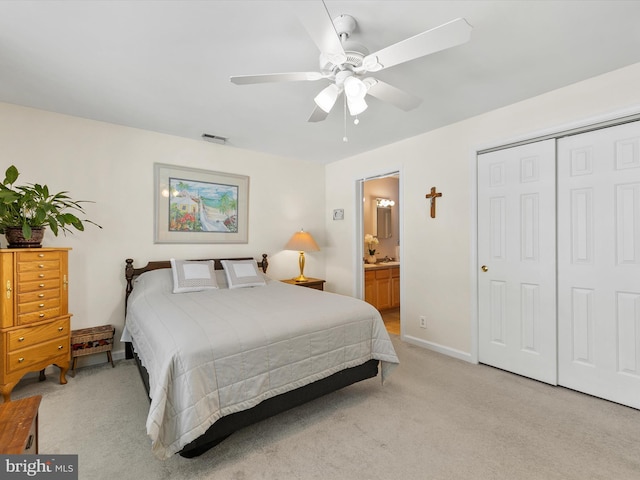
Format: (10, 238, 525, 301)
(419, 316, 427, 328)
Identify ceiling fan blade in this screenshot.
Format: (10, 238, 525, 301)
(366, 79, 422, 111)
(362, 17, 472, 72)
(230, 72, 325, 85)
(298, 0, 346, 65)
(308, 105, 330, 123)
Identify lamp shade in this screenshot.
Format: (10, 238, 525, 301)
(344, 76, 367, 100)
(284, 230, 320, 252)
(347, 96, 368, 116)
(314, 84, 341, 113)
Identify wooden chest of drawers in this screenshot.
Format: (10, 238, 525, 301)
(0, 248, 71, 402)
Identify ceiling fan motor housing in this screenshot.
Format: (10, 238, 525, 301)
(333, 14, 357, 39)
(319, 14, 369, 74)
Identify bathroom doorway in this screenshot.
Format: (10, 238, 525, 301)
(361, 172, 401, 336)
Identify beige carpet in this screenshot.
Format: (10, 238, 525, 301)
(9, 336, 640, 480)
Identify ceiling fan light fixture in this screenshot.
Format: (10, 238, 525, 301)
(314, 83, 342, 113)
(343, 76, 367, 100)
(347, 96, 367, 116)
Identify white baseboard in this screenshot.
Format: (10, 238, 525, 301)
(401, 334, 475, 363)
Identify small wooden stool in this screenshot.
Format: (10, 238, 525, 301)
(70, 325, 115, 376)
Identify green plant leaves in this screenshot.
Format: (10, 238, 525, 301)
(0, 164, 101, 239)
(3, 165, 19, 185)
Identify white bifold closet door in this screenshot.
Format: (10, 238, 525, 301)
(557, 121, 640, 409)
(479, 121, 640, 409)
(478, 139, 558, 385)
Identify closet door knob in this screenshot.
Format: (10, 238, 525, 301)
(481, 265, 488, 272)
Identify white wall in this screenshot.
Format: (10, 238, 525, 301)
(4, 61, 640, 368)
(325, 62, 640, 358)
(0, 103, 326, 361)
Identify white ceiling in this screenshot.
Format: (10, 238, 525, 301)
(1, 1, 640, 164)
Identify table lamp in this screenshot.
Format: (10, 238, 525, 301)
(284, 229, 320, 282)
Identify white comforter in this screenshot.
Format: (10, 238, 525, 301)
(123, 269, 399, 459)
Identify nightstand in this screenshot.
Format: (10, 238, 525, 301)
(281, 277, 325, 291)
(0, 395, 41, 454)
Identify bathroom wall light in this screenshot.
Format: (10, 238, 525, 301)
(376, 198, 395, 207)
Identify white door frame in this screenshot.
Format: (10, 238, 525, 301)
(470, 106, 640, 365)
(355, 168, 404, 334)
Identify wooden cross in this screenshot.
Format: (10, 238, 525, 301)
(425, 186, 443, 218)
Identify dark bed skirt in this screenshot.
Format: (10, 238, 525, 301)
(125, 342, 380, 458)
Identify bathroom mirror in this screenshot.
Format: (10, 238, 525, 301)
(375, 198, 394, 239)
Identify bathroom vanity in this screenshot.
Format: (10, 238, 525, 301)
(364, 263, 400, 311)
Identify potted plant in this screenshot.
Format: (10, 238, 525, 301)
(0, 165, 101, 248)
(364, 233, 379, 264)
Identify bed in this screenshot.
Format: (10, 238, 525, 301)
(122, 254, 399, 460)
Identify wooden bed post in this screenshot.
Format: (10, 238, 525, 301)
(125, 258, 135, 312)
(259, 253, 268, 273)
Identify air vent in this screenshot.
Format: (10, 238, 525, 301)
(201, 133, 227, 145)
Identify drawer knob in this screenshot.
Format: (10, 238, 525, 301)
(18, 336, 25, 342)
(38, 253, 44, 258)
(38, 264, 45, 269)
(18, 357, 24, 363)
(38, 294, 45, 298)
(58, 345, 63, 350)
(58, 327, 63, 332)
(39, 274, 45, 278)
(39, 284, 45, 288)
(39, 313, 45, 318)
(39, 303, 45, 308)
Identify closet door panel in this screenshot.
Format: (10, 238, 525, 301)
(478, 139, 557, 384)
(558, 121, 640, 409)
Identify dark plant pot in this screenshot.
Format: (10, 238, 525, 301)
(4, 226, 45, 248)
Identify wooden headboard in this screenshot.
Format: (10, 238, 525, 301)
(124, 253, 269, 310)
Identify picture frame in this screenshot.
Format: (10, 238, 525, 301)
(154, 163, 249, 244)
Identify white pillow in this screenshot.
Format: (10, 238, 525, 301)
(134, 269, 173, 293)
(221, 259, 266, 289)
(170, 259, 219, 293)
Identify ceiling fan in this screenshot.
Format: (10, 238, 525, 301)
(230, 1, 472, 123)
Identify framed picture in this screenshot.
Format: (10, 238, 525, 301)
(154, 163, 249, 244)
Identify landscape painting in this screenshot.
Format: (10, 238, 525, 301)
(169, 178, 238, 233)
(155, 163, 249, 244)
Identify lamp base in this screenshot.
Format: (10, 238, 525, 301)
(293, 251, 309, 283)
